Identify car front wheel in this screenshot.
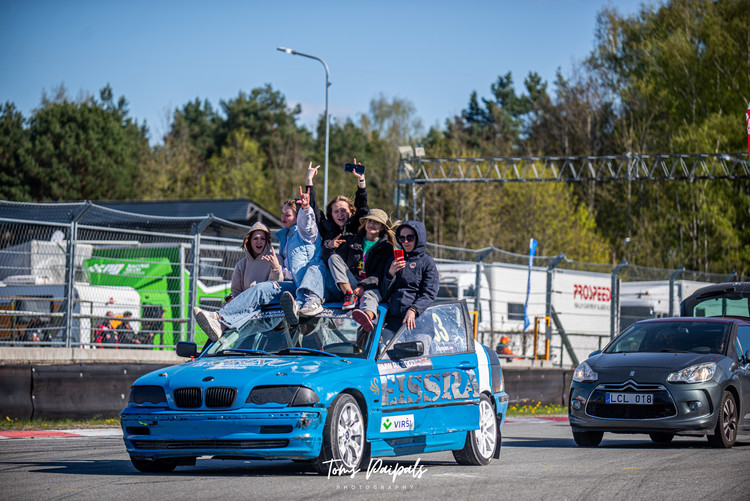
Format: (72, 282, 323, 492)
(313, 393, 370, 474)
(453, 393, 498, 465)
(707, 390, 738, 448)
(572, 430, 603, 447)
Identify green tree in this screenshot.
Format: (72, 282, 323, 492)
(0, 103, 34, 201)
(25, 85, 149, 201)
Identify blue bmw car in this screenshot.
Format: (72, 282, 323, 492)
(121, 300, 508, 473)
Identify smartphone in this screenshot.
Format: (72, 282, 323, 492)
(394, 249, 404, 260)
(344, 162, 366, 175)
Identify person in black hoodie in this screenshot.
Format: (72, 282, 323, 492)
(305, 162, 369, 265)
(378, 220, 439, 336)
(327, 208, 396, 331)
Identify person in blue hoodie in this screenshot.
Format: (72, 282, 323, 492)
(370, 220, 439, 336)
(193, 185, 330, 340)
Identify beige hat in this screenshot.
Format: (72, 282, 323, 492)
(362, 208, 389, 227)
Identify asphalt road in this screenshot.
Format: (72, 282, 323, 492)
(1, 418, 749, 501)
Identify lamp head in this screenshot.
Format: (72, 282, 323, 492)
(277, 46, 294, 54)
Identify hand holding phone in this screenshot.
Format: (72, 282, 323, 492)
(389, 249, 406, 275)
(344, 162, 366, 175)
(394, 248, 404, 260)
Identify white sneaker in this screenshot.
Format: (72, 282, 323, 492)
(299, 294, 323, 317)
(280, 291, 299, 326)
(193, 307, 222, 341)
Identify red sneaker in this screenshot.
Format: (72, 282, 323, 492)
(342, 291, 358, 311)
(352, 309, 374, 332)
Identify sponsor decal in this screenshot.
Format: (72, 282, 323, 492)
(193, 358, 296, 369)
(370, 378, 380, 395)
(380, 369, 480, 406)
(380, 414, 414, 432)
(87, 263, 153, 276)
(377, 357, 432, 375)
(573, 283, 611, 311)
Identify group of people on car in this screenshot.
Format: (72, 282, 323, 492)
(193, 160, 439, 343)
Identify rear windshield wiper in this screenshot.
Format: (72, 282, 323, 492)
(212, 349, 274, 357)
(277, 347, 339, 358)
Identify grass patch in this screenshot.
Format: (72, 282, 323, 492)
(2, 416, 120, 430)
(506, 401, 566, 416)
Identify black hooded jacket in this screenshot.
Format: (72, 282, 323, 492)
(381, 220, 439, 328)
(307, 184, 368, 262)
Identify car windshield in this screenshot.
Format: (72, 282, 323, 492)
(202, 312, 372, 358)
(605, 320, 731, 355)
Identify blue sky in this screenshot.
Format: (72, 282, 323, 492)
(1, 1, 648, 144)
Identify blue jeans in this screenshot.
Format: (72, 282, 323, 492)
(219, 264, 339, 331)
(219, 281, 296, 330)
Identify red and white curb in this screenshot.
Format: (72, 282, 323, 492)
(0, 428, 122, 439)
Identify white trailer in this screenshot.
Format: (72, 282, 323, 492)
(619, 280, 712, 329)
(0, 282, 141, 346)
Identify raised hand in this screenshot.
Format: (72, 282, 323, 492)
(305, 162, 320, 186)
(299, 186, 310, 209)
(351, 157, 365, 185)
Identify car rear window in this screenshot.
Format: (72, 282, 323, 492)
(688, 296, 750, 318)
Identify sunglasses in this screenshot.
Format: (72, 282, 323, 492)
(397, 234, 416, 243)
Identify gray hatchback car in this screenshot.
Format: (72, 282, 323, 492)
(568, 316, 750, 448)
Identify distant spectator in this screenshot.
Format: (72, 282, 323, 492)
(95, 311, 117, 348)
(496, 336, 520, 360)
(117, 311, 136, 345)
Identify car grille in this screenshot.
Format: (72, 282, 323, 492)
(585, 380, 677, 420)
(173, 387, 202, 408)
(206, 387, 237, 408)
(132, 439, 289, 450)
(172, 387, 239, 408)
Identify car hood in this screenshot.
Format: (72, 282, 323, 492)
(588, 352, 723, 373)
(136, 355, 368, 395)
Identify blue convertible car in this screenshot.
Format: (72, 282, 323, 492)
(121, 300, 508, 474)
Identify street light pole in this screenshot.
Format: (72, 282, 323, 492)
(277, 46, 331, 204)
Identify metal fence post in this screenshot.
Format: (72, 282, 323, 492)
(610, 260, 628, 339)
(545, 253, 565, 363)
(474, 247, 493, 344)
(668, 265, 685, 317)
(62, 202, 92, 348)
(187, 216, 213, 342)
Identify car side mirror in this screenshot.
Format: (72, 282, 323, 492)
(176, 341, 198, 358)
(387, 341, 424, 360)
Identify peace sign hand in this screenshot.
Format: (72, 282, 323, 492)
(305, 162, 320, 186)
(327, 233, 346, 250)
(261, 246, 281, 270)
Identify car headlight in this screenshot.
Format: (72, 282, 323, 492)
(667, 362, 716, 383)
(246, 385, 319, 407)
(128, 385, 167, 405)
(572, 361, 598, 383)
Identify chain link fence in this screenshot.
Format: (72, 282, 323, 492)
(1, 201, 745, 365)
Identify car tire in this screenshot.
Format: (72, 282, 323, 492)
(130, 456, 178, 473)
(313, 393, 370, 474)
(707, 390, 738, 449)
(572, 430, 603, 447)
(649, 432, 674, 444)
(453, 393, 498, 465)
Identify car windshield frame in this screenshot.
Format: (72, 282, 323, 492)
(604, 320, 732, 355)
(201, 310, 374, 359)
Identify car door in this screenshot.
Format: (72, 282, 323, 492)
(376, 302, 480, 449)
(734, 325, 750, 430)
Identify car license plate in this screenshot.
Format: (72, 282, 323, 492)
(605, 392, 653, 404)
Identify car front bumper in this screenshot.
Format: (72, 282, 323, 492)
(121, 407, 327, 460)
(568, 381, 723, 435)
